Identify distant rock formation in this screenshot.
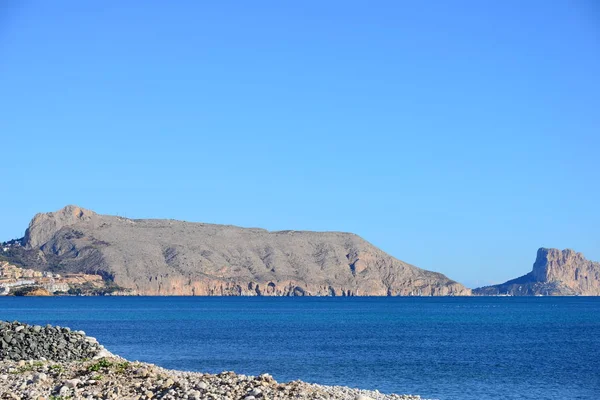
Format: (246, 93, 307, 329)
(474, 248, 600, 296)
(6, 205, 470, 296)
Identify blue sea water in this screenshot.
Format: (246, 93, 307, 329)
(0, 297, 598, 400)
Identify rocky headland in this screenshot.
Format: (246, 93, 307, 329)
(474, 248, 600, 296)
(0, 321, 420, 400)
(0, 205, 469, 297)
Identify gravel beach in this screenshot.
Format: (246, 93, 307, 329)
(0, 321, 421, 400)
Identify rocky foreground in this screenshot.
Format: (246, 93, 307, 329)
(0, 321, 420, 400)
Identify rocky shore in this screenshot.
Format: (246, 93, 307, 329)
(0, 321, 421, 400)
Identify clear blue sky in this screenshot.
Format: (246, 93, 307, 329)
(1, 1, 598, 288)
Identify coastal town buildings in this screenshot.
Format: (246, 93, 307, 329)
(0, 261, 103, 295)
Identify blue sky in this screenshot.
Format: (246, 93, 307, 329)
(1, 1, 598, 288)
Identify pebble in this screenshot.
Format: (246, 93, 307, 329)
(65, 378, 81, 388)
(33, 372, 47, 383)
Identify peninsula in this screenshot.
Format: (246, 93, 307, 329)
(3, 206, 599, 297)
(0, 206, 469, 297)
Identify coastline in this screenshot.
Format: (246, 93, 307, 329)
(0, 321, 421, 400)
(0, 358, 421, 400)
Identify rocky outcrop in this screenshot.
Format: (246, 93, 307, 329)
(10, 205, 470, 296)
(15, 287, 52, 296)
(24, 205, 97, 249)
(474, 248, 600, 296)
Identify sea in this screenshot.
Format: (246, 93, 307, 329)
(0, 296, 598, 400)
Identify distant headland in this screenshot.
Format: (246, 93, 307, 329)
(1, 206, 598, 296)
(474, 248, 600, 296)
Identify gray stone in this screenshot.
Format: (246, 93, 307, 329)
(65, 378, 81, 388)
(32, 372, 47, 383)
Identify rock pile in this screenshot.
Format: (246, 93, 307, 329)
(0, 321, 110, 362)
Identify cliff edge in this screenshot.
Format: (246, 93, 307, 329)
(474, 248, 600, 296)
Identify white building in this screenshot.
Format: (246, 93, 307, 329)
(43, 282, 70, 293)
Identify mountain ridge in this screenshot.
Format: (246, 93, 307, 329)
(7, 205, 471, 296)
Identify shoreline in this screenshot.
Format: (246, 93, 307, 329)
(0, 321, 421, 400)
(0, 358, 422, 400)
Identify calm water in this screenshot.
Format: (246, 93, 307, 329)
(0, 297, 598, 399)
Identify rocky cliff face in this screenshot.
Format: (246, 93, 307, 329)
(24, 205, 97, 249)
(12, 205, 470, 296)
(474, 248, 600, 296)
